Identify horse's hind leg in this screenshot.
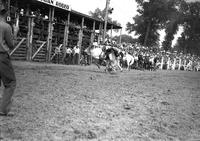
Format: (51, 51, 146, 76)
(96, 63, 101, 69)
(104, 61, 110, 72)
(126, 65, 129, 71)
(117, 61, 123, 72)
(113, 61, 122, 72)
(93, 59, 101, 69)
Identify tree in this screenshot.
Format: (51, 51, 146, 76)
(161, 0, 184, 51)
(89, 8, 110, 21)
(112, 34, 138, 44)
(175, 1, 200, 55)
(127, 0, 200, 55)
(89, 8, 121, 32)
(127, 0, 182, 48)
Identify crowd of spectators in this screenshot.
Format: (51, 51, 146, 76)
(53, 40, 200, 71)
(120, 43, 200, 71)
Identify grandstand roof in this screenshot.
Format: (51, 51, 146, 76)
(11, 0, 121, 30)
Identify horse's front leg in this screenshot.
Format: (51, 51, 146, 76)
(126, 61, 130, 71)
(96, 62, 101, 69)
(118, 64, 123, 72)
(110, 62, 116, 72)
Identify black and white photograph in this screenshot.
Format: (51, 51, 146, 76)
(0, 0, 200, 140)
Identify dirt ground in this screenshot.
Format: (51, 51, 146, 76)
(0, 61, 200, 141)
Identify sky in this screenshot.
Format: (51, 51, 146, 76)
(61, 0, 138, 36)
(59, 0, 183, 47)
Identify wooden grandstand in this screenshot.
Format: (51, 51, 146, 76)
(5, 0, 121, 64)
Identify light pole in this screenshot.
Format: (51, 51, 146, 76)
(102, 0, 110, 44)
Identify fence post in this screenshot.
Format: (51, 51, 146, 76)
(172, 58, 176, 70)
(26, 4, 34, 61)
(47, 7, 55, 62)
(184, 59, 187, 70)
(27, 17, 34, 61)
(178, 58, 182, 70)
(90, 21, 96, 65)
(167, 57, 170, 70)
(160, 57, 164, 70)
(98, 23, 103, 45)
(77, 17, 84, 65)
(62, 12, 70, 63)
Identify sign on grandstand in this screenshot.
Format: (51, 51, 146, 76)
(36, 0, 71, 11)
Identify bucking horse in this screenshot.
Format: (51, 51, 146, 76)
(84, 46, 123, 72)
(84, 46, 106, 69)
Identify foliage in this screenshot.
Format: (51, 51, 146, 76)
(89, 8, 121, 32)
(89, 8, 110, 21)
(128, 0, 200, 55)
(175, 1, 200, 55)
(127, 0, 182, 48)
(161, 0, 200, 55)
(161, 0, 183, 51)
(112, 34, 138, 44)
(127, 0, 171, 47)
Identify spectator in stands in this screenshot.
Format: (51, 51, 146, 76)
(0, 4, 19, 116)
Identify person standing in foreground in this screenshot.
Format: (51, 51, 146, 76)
(0, 4, 19, 116)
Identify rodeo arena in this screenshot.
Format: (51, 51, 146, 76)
(0, 0, 200, 141)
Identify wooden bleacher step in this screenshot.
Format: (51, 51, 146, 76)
(10, 38, 27, 61)
(32, 41, 47, 62)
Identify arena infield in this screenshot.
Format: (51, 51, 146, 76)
(0, 61, 200, 141)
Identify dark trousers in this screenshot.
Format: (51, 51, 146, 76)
(64, 54, 72, 65)
(0, 53, 16, 114)
(73, 53, 79, 65)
